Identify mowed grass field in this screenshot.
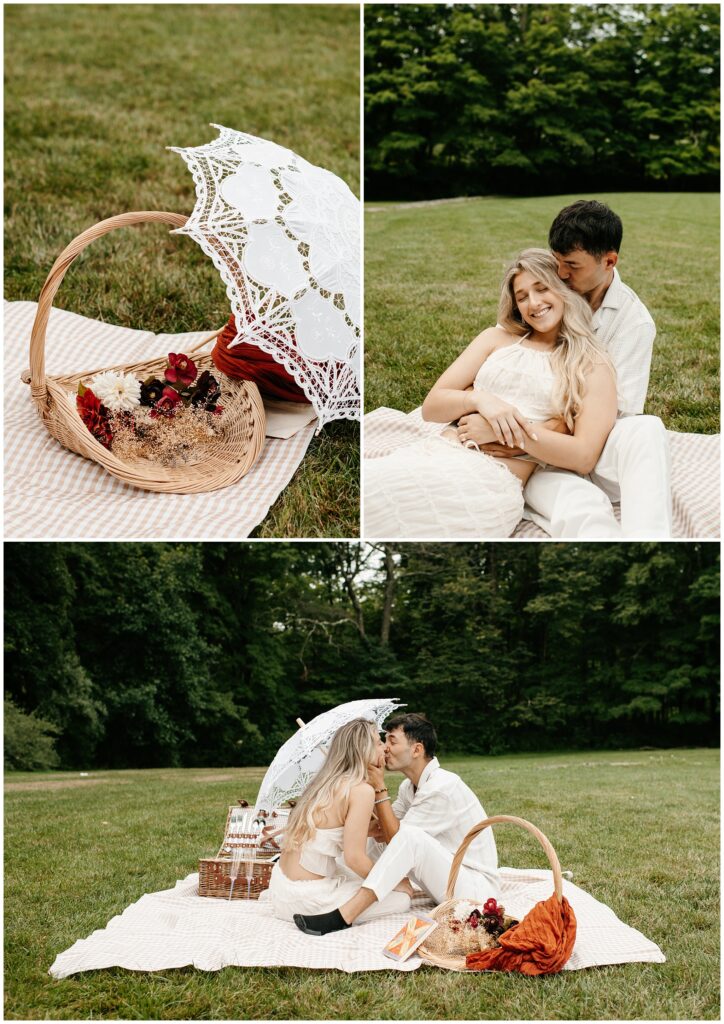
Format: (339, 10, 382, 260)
(4, 4, 360, 538)
(5, 748, 719, 1020)
(364, 193, 720, 433)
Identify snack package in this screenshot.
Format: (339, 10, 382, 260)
(383, 914, 439, 962)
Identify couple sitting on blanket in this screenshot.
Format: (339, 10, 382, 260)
(364, 199, 672, 539)
(267, 713, 499, 936)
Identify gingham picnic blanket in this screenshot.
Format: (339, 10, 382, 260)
(48, 867, 665, 978)
(4, 301, 318, 539)
(364, 407, 720, 538)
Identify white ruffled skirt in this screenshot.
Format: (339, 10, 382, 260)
(364, 436, 525, 539)
(265, 863, 411, 923)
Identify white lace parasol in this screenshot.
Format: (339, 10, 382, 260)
(169, 125, 360, 428)
(255, 698, 405, 812)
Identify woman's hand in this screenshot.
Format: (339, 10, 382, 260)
(463, 414, 569, 456)
(474, 394, 538, 448)
(368, 817, 385, 841)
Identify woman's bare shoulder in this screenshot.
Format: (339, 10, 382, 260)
(471, 325, 518, 349)
(349, 781, 375, 803)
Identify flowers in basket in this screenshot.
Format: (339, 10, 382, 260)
(76, 353, 225, 465)
(423, 898, 518, 958)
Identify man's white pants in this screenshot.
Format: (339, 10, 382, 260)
(524, 415, 672, 538)
(364, 825, 501, 906)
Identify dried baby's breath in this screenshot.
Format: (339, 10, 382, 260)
(109, 406, 222, 467)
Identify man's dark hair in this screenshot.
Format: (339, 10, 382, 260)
(549, 200, 623, 258)
(385, 713, 437, 759)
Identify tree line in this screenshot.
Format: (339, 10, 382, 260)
(4, 542, 719, 770)
(365, 3, 720, 198)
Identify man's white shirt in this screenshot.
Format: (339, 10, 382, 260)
(591, 267, 655, 416)
(392, 756, 498, 873)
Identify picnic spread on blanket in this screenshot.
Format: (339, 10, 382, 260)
(48, 703, 665, 979)
(15, 126, 359, 501)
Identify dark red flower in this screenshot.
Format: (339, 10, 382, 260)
(150, 386, 184, 418)
(191, 369, 222, 411)
(140, 378, 166, 406)
(77, 387, 113, 449)
(164, 353, 197, 387)
(484, 898, 499, 915)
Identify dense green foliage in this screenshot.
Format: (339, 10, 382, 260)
(365, 4, 720, 198)
(5, 750, 720, 1019)
(3, 698, 60, 771)
(5, 542, 719, 770)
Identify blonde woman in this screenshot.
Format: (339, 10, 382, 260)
(266, 719, 413, 928)
(364, 248, 618, 538)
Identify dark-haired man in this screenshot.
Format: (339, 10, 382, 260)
(461, 200, 672, 538)
(293, 713, 500, 936)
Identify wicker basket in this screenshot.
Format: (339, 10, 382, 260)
(418, 815, 563, 972)
(23, 211, 266, 493)
(199, 856, 275, 900)
(198, 804, 290, 901)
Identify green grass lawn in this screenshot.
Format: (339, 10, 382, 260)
(4, 3, 360, 537)
(364, 193, 720, 433)
(5, 748, 719, 1020)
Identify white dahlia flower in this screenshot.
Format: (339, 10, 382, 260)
(90, 371, 142, 413)
(450, 900, 478, 923)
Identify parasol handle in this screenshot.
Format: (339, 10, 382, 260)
(187, 327, 225, 354)
(445, 815, 564, 903)
(27, 211, 189, 411)
(295, 716, 329, 756)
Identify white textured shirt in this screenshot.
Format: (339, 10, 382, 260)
(591, 268, 655, 416)
(392, 757, 498, 873)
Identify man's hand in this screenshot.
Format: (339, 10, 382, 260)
(367, 760, 386, 793)
(457, 413, 496, 447)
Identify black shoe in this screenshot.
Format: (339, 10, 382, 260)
(293, 908, 350, 935)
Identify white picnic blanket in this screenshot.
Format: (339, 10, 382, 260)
(4, 301, 318, 539)
(364, 407, 720, 538)
(48, 868, 665, 979)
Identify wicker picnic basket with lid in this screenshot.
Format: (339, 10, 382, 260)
(198, 803, 290, 901)
(418, 815, 564, 972)
(23, 211, 266, 494)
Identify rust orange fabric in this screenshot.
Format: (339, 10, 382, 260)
(465, 894, 577, 975)
(212, 315, 310, 403)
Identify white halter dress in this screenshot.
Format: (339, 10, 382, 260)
(266, 826, 411, 923)
(364, 338, 557, 539)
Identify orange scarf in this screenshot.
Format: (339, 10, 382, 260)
(212, 315, 310, 403)
(465, 894, 577, 976)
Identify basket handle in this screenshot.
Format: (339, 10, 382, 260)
(27, 211, 188, 409)
(445, 814, 563, 903)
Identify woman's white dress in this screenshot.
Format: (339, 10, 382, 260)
(266, 826, 411, 923)
(364, 338, 557, 539)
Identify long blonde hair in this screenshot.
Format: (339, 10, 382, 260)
(497, 248, 614, 430)
(283, 718, 378, 850)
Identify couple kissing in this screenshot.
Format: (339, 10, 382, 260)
(265, 713, 499, 935)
